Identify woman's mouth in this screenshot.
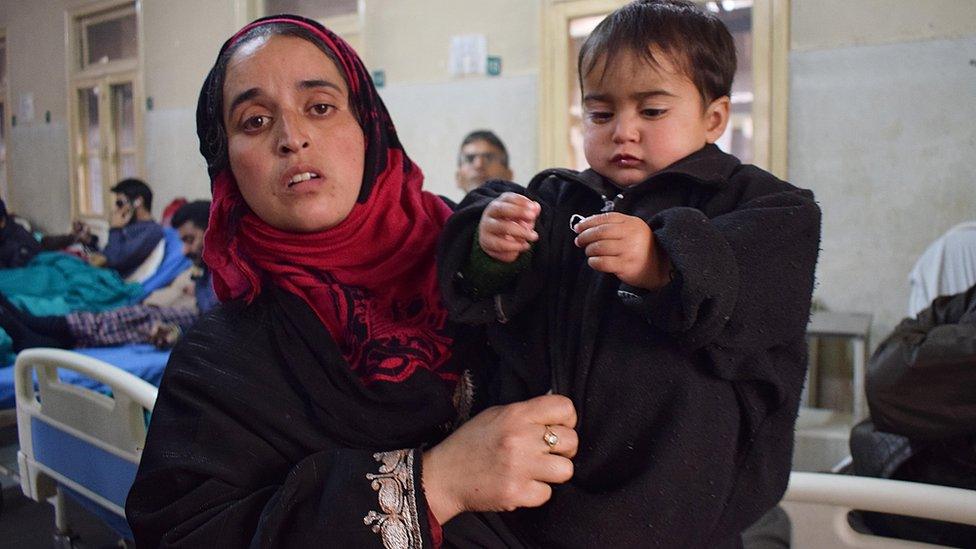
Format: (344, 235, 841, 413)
(287, 171, 321, 188)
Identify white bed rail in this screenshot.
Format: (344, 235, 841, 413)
(14, 348, 157, 523)
(783, 471, 976, 548)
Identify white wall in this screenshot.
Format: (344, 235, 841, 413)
(141, 0, 246, 213)
(789, 1, 976, 344)
(0, 0, 75, 232)
(380, 74, 537, 203)
(362, 0, 540, 83)
(363, 0, 540, 201)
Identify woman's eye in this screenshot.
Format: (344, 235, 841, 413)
(311, 104, 334, 116)
(587, 111, 612, 123)
(642, 108, 666, 118)
(241, 115, 270, 131)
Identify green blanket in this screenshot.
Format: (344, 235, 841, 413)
(0, 252, 143, 363)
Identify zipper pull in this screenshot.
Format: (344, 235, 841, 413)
(601, 193, 624, 212)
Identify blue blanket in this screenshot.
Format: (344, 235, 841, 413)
(0, 252, 145, 362)
(0, 344, 169, 410)
(0, 252, 143, 315)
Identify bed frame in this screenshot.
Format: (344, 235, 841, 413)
(15, 348, 157, 545)
(783, 471, 976, 548)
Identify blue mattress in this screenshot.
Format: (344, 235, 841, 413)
(0, 344, 170, 410)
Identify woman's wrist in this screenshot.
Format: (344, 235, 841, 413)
(421, 446, 463, 524)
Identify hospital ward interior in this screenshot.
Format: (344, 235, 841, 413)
(0, 0, 974, 547)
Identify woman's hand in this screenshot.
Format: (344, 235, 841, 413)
(422, 394, 578, 523)
(573, 212, 673, 290)
(478, 193, 541, 263)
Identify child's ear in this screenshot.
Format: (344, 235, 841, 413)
(703, 96, 731, 144)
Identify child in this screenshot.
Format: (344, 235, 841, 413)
(437, 1, 821, 547)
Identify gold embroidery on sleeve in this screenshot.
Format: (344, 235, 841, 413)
(364, 449, 423, 549)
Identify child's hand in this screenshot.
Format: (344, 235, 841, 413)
(573, 212, 672, 290)
(478, 193, 541, 263)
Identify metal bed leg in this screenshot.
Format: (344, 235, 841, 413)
(51, 486, 78, 548)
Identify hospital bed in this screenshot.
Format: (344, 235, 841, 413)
(0, 344, 169, 426)
(12, 348, 161, 546)
(783, 471, 976, 548)
(0, 223, 186, 426)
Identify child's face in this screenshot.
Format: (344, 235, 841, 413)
(581, 49, 729, 187)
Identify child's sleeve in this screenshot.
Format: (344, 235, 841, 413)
(621, 178, 821, 385)
(437, 180, 554, 326)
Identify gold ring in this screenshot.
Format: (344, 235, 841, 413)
(543, 426, 559, 449)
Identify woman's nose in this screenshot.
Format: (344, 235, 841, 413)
(276, 114, 310, 154)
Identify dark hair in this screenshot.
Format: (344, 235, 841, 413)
(458, 130, 509, 167)
(171, 200, 211, 230)
(200, 21, 358, 179)
(578, 0, 736, 106)
(0, 199, 6, 221)
(110, 178, 154, 212)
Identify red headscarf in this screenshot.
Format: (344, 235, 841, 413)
(199, 16, 455, 386)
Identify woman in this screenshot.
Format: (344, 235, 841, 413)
(125, 15, 577, 548)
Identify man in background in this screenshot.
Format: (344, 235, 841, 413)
(168, 200, 216, 315)
(455, 129, 513, 194)
(0, 199, 40, 269)
(81, 178, 164, 278)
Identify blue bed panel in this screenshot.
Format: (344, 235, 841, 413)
(30, 417, 139, 511)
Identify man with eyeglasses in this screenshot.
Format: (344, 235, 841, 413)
(77, 178, 164, 278)
(455, 130, 514, 194)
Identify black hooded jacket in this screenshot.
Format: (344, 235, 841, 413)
(438, 145, 821, 548)
(849, 284, 976, 547)
(0, 218, 41, 268)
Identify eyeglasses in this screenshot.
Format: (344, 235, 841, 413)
(460, 152, 504, 166)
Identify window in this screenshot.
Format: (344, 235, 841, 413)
(80, 6, 137, 68)
(711, 1, 755, 164)
(68, 1, 142, 217)
(540, 0, 789, 176)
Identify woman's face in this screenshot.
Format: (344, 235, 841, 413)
(222, 34, 365, 232)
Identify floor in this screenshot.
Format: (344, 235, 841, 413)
(0, 425, 123, 549)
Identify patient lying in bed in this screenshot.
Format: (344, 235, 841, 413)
(0, 201, 214, 355)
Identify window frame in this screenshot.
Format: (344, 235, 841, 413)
(66, 0, 144, 219)
(538, 0, 790, 178)
(0, 29, 8, 203)
(75, 2, 139, 77)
